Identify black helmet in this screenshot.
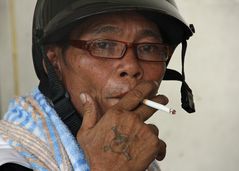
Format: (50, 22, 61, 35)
(33, 0, 194, 80)
(32, 0, 195, 136)
(39, 0, 193, 42)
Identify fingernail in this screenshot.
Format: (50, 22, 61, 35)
(80, 93, 87, 104)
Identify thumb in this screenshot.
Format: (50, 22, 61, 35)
(79, 93, 98, 130)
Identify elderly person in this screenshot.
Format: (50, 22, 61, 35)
(0, 0, 195, 170)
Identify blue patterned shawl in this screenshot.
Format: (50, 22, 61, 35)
(0, 88, 89, 171)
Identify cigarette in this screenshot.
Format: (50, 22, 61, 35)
(142, 99, 176, 114)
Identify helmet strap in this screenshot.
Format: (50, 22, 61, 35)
(40, 48, 82, 136)
(180, 41, 195, 113)
(163, 41, 195, 113)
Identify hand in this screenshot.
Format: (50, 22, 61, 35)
(76, 81, 168, 171)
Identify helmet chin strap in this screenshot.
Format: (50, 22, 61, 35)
(163, 40, 195, 113)
(39, 47, 82, 137)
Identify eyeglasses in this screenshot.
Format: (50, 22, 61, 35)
(69, 39, 169, 62)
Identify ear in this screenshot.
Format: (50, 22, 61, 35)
(43, 45, 63, 80)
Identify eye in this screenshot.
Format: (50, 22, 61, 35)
(93, 40, 117, 50)
(137, 43, 168, 61)
(140, 44, 159, 53)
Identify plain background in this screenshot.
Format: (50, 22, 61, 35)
(0, 0, 239, 170)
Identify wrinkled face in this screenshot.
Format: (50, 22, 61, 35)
(48, 12, 167, 117)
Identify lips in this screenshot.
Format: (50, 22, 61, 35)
(107, 91, 129, 99)
(113, 91, 129, 98)
(104, 91, 129, 107)
(104, 79, 138, 100)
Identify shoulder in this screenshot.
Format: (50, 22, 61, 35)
(0, 136, 30, 168)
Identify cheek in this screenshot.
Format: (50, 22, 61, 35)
(61, 53, 115, 112)
(142, 63, 166, 81)
(63, 50, 105, 84)
(65, 57, 110, 93)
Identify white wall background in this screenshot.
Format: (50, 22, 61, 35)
(0, 0, 239, 171)
(0, 0, 38, 113)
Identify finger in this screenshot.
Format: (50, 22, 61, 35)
(135, 95, 169, 121)
(115, 81, 158, 111)
(79, 93, 98, 130)
(147, 124, 159, 136)
(156, 140, 167, 161)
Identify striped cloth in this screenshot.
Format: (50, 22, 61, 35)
(0, 88, 89, 171)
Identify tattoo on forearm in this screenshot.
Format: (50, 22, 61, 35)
(104, 126, 132, 160)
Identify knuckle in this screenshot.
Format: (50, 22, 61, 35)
(110, 108, 124, 115)
(157, 140, 167, 161)
(141, 124, 153, 135)
(145, 80, 157, 91)
(161, 95, 169, 105)
(84, 105, 93, 115)
(160, 140, 167, 149)
(151, 136, 161, 148)
(141, 124, 159, 141)
(128, 112, 140, 122)
(153, 95, 169, 105)
(148, 124, 159, 136)
(130, 88, 144, 100)
(148, 81, 157, 90)
(142, 81, 158, 97)
(106, 108, 123, 122)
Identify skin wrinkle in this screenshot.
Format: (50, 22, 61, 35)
(66, 13, 170, 169)
(90, 25, 162, 42)
(52, 11, 166, 118)
(91, 25, 123, 35)
(138, 30, 163, 42)
(71, 12, 162, 42)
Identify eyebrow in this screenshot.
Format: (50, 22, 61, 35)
(90, 25, 162, 41)
(139, 29, 162, 41)
(91, 25, 122, 35)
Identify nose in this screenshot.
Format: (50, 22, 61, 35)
(117, 49, 143, 80)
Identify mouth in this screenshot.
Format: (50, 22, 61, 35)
(107, 91, 129, 99)
(113, 92, 129, 98)
(105, 91, 129, 106)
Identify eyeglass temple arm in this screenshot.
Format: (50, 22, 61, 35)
(70, 40, 88, 49)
